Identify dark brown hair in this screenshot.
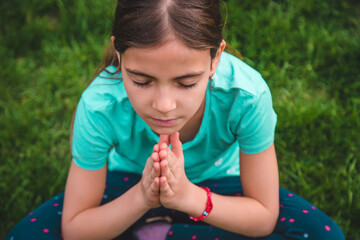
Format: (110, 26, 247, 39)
(96, 0, 230, 75)
(94, 0, 243, 77)
(114, 0, 223, 55)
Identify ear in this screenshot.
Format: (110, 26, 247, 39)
(111, 36, 121, 64)
(210, 39, 226, 76)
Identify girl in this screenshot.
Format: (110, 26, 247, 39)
(7, 0, 345, 239)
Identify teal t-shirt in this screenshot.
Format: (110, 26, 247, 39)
(72, 52, 277, 183)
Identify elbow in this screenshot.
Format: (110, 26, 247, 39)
(249, 208, 279, 237)
(249, 218, 277, 237)
(62, 224, 82, 240)
(61, 216, 108, 240)
(61, 216, 80, 240)
(261, 217, 277, 236)
(61, 218, 73, 240)
(259, 206, 279, 236)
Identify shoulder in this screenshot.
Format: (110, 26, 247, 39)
(213, 52, 269, 98)
(211, 52, 272, 109)
(80, 66, 129, 112)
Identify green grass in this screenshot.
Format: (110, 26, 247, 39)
(1, 0, 359, 239)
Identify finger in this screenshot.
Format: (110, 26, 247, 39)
(152, 151, 160, 162)
(150, 161, 161, 181)
(142, 156, 153, 175)
(170, 132, 183, 158)
(153, 144, 160, 153)
(160, 159, 175, 185)
(161, 147, 177, 166)
(149, 177, 160, 195)
(160, 143, 168, 151)
(158, 135, 170, 146)
(154, 161, 161, 177)
(159, 148, 167, 161)
(160, 176, 173, 196)
(159, 147, 176, 170)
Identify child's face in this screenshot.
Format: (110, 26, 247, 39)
(120, 39, 220, 136)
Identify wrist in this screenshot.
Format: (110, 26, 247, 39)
(182, 183, 208, 217)
(188, 186, 213, 221)
(133, 182, 155, 212)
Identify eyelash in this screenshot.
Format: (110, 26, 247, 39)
(131, 80, 150, 88)
(179, 82, 197, 89)
(131, 80, 197, 89)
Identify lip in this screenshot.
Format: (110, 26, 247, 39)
(152, 118, 178, 127)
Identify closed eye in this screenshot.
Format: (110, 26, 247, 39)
(131, 80, 151, 88)
(178, 82, 197, 89)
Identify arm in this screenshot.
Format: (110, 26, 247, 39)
(62, 154, 162, 240)
(159, 133, 279, 237)
(200, 143, 279, 236)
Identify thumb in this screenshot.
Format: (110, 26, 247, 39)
(158, 135, 170, 146)
(170, 132, 183, 158)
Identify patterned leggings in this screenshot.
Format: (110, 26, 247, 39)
(6, 171, 345, 240)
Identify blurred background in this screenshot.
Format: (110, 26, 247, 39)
(0, 0, 359, 239)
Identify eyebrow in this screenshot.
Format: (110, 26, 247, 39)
(125, 67, 205, 80)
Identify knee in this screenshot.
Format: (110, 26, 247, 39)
(321, 220, 345, 240)
(6, 216, 62, 240)
(6, 194, 64, 240)
(302, 217, 345, 240)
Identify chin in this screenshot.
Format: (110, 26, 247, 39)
(149, 124, 182, 136)
(152, 128, 177, 136)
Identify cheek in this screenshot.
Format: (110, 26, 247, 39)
(182, 88, 207, 112)
(123, 82, 147, 110)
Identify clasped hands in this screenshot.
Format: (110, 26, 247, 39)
(140, 132, 193, 211)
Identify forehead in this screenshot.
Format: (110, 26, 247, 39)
(122, 39, 211, 77)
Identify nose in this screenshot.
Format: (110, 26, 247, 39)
(152, 87, 176, 114)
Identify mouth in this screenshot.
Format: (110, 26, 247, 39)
(152, 118, 178, 127)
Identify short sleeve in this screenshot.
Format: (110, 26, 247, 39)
(71, 96, 116, 170)
(235, 84, 277, 154)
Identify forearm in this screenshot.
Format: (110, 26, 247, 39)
(62, 183, 149, 240)
(185, 185, 279, 237)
